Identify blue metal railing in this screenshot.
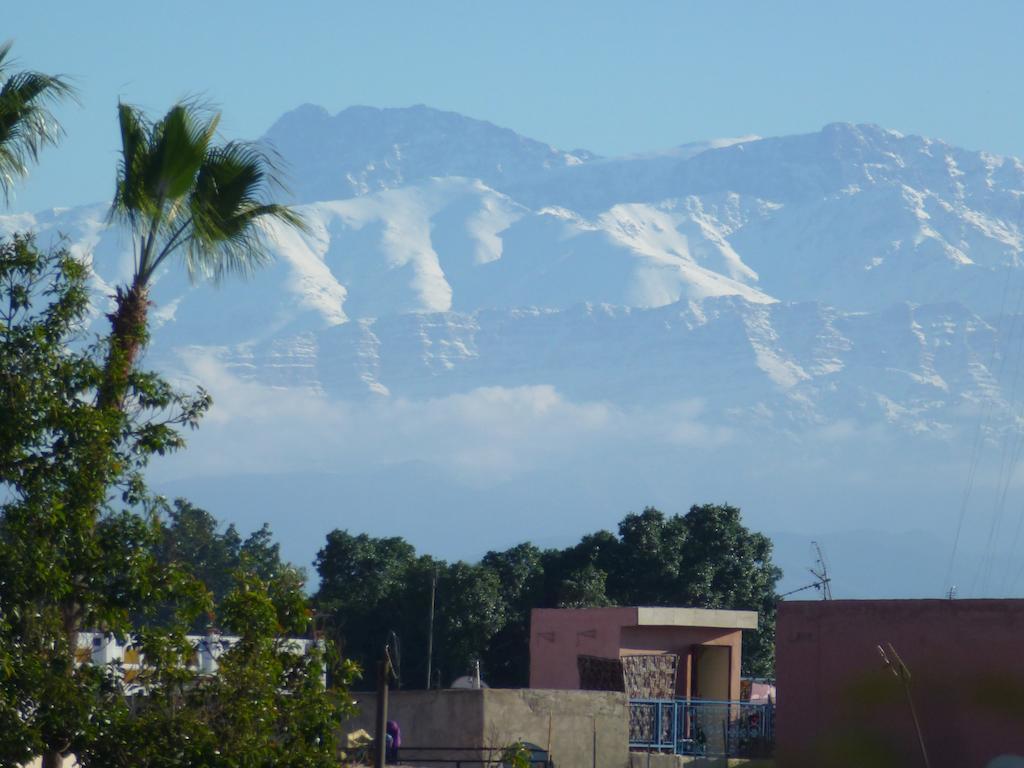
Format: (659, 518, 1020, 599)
(628, 698, 774, 758)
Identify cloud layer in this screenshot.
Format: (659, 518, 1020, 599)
(156, 351, 732, 483)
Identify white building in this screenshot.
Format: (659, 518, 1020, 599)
(75, 631, 321, 690)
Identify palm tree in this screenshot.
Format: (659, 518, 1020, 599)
(103, 100, 304, 407)
(0, 41, 75, 202)
(33, 102, 304, 768)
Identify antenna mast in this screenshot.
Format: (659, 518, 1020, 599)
(778, 540, 833, 600)
(810, 541, 832, 600)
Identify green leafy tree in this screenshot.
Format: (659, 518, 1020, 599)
(316, 531, 418, 615)
(0, 236, 209, 768)
(554, 563, 613, 609)
(386, 554, 441, 688)
(671, 503, 780, 676)
(431, 562, 505, 683)
(315, 531, 440, 688)
(73, 567, 357, 768)
(315, 530, 418, 674)
(315, 532, 510, 688)
(610, 507, 689, 604)
(0, 239, 352, 767)
(596, 504, 780, 675)
(153, 499, 242, 615)
(0, 76, 340, 765)
(0, 41, 75, 201)
(538, 529, 620, 609)
(240, 522, 289, 581)
(480, 543, 544, 686)
(149, 498, 292, 629)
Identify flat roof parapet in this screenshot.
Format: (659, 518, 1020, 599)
(635, 606, 757, 630)
(532, 606, 758, 630)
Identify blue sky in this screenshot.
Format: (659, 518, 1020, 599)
(6, 0, 1024, 212)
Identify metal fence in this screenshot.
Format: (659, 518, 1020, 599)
(628, 698, 774, 758)
(394, 745, 551, 768)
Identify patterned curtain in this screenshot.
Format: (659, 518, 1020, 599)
(621, 654, 679, 699)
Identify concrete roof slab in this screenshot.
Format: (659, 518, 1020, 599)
(635, 606, 758, 630)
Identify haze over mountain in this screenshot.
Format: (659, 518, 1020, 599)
(6, 104, 1024, 599)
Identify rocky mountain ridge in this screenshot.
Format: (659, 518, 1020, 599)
(5, 106, 1024, 594)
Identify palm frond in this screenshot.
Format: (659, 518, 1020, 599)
(0, 40, 12, 74)
(183, 141, 306, 283)
(112, 101, 224, 279)
(110, 100, 304, 287)
(0, 41, 76, 202)
(185, 202, 304, 283)
(145, 103, 218, 205)
(111, 103, 153, 226)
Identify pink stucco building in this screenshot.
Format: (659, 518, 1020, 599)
(529, 606, 758, 701)
(776, 599, 1024, 768)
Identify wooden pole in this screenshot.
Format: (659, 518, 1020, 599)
(903, 684, 931, 768)
(375, 659, 390, 768)
(426, 569, 436, 689)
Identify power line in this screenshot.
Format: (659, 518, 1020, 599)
(974, 273, 1024, 595)
(947, 203, 1024, 594)
(944, 267, 1016, 592)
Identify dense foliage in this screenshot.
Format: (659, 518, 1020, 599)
(314, 531, 503, 689)
(314, 503, 781, 689)
(0, 237, 354, 767)
(0, 236, 202, 766)
(75, 567, 355, 768)
(0, 45, 338, 768)
(146, 498, 293, 629)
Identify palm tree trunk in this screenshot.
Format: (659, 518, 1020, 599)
(39, 278, 145, 768)
(99, 276, 150, 410)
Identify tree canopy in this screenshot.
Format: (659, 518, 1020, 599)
(314, 503, 781, 689)
(147, 498, 293, 629)
(0, 232, 352, 768)
(314, 530, 505, 689)
(0, 235, 203, 766)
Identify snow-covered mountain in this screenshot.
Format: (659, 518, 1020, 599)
(6, 106, 1024, 596)
(263, 104, 596, 204)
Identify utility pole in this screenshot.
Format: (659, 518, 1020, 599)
(426, 567, 437, 689)
(878, 643, 930, 768)
(375, 657, 391, 768)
